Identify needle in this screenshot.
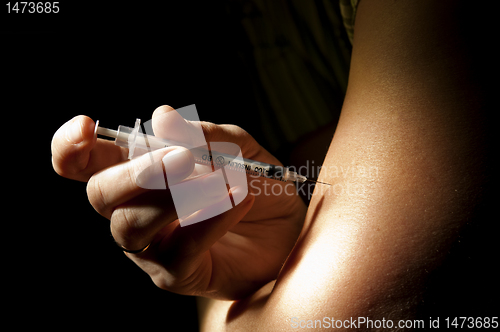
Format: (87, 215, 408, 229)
(306, 179, 332, 186)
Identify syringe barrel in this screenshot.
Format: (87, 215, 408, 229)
(110, 124, 304, 183)
(115, 124, 188, 158)
(114, 125, 133, 149)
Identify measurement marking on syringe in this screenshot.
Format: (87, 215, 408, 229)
(96, 119, 326, 185)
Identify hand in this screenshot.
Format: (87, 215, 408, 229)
(51, 105, 306, 300)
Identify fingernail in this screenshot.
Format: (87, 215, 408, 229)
(162, 148, 194, 183)
(66, 119, 83, 144)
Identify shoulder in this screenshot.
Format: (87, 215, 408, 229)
(199, 1, 495, 329)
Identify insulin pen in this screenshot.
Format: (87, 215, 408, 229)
(96, 119, 330, 185)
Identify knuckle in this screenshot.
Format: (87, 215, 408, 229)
(110, 207, 142, 248)
(149, 269, 194, 294)
(151, 274, 170, 291)
(86, 175, 108, 216)
(221, 123, 243, 132)
(222, 124, 251, 142)
(51, 133, 72, 178)
(202, 122, 247, 141)
(200, 121, 217, 138)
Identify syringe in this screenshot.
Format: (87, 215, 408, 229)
(95, 119, 330, 185)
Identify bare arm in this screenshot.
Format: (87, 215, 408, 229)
(199, 0, 493, 329)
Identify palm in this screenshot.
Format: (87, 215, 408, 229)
(186, 147, 306, 298)
(150, 171, 305, 299)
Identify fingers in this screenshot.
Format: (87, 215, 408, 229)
(151, 105, 250, 149)
(125, 186, 255, 284)
(87, 146, 195, 219)
(111, 189, 178, 252)
(110, 180, 252, 257)
(151, 105, 278, 164)
(174, 186, 254, 253)
(152, 105, 207, 147)
(52, 108, 270, 184)
(51, 115, 128, 182)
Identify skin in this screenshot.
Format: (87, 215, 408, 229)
(52, 0, 493, 330)
(198, 0, 493, 330)
(51, 105, 307, 301)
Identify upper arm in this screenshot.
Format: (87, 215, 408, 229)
(200, 0, 494, 329)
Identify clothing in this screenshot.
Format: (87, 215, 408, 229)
(339, 0, 360, 44)
(226, 0, 359, 152)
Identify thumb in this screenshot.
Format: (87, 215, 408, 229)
(152, 105, 207, 147)
(150, 104, 279, 166)
(151, 105, 258, 155)
(51, 115, 98, 180)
